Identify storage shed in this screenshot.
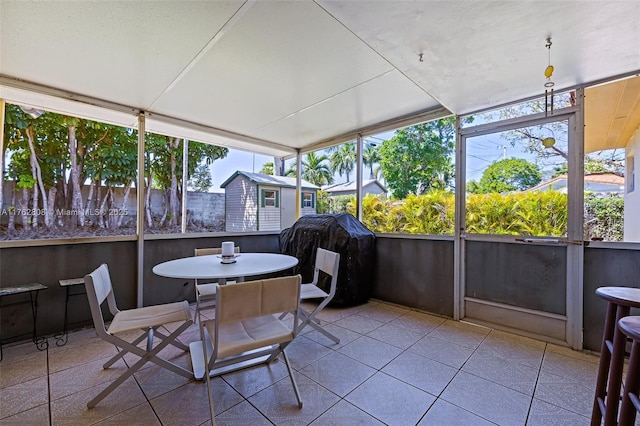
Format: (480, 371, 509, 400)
(322, 179, 388, 197)
(221, 171, 319, 232)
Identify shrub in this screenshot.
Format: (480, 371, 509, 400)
(346, 189, 621, 240)
(584, 194, 623, 241)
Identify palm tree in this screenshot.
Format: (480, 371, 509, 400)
(363, 144, 380, 179)
(259, 162, 274, 175)
(302, 152, 333, 186)
(330, 142, 356, 182)
(283, 153, 334, 187)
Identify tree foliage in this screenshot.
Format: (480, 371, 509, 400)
(379, 118, 456, 199)
(330, 143, 356, 182)
(2, 103, 228, 236)
(363, 144, 381, 180)
(259, 162, 274, 175)
(584, 194, 624, 241)
(494, 97, 624, 174)
(468, 158, 542, 194)
(551, 155, 625, 178)
(301, 152, 333, 186)
(189, 163, 213, 192)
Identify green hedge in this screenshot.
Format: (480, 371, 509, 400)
(332, 191, 623, 241)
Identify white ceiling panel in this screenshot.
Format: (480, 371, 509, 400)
(0, 83, 138, 129)
(319, 0, 640, 115)
(254, 70, 441, 147)
(145, 114, 295, 158)
(151, 1, 394, 133)
(0, 1, 243, 108)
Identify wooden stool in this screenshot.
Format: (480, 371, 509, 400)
(618, 316, 640, 426)
(591, 287, 640, 426)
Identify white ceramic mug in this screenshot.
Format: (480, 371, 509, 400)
(221, 241, 235, 258)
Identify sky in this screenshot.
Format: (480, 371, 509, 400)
(208, 149, 273, 192)
(208, 130, 395, 192)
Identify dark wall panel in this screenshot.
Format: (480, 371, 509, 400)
(0, 241, 136, 340)
(465, 241, 566, 315)
(373, 237, 454, 317)
(583, 247, 640, 352)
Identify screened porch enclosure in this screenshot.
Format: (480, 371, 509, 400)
(1, 1, 639, 356)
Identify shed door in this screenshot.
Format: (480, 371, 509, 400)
(281, 188, 297, 229)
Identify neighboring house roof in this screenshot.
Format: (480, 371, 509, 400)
(322, 179, 388, 194)
(220, 171, 319, 190)
(526, 172, 625, 193)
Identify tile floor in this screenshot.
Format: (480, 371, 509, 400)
(0, 300, 620, 425)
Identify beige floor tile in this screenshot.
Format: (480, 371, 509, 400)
(300, 351, 376, 397)
(487, 329, 547, 349)
(134, 363, 193, 400)
(346, 372, 435, 426)
(429, 320, 490, 349)
(310, 400, 385, 425)
(462, 351, 539, 395)
(50, 357, 130, 401)
(357, 303, 408, 323)
(541, 349, 599, 388)
(0, 375, 48, 420)
(440, 371, 531, 425)
(474, 330, 545, 369)
(249, 374, 340, 425)
(408, 335, 475, 369)
(214, 400, 271, 425)
(546, 343, 600, 363)
(418, 399, 495, 425)
(527, 398, 590, 426)
(0, 402, 50, 425)
(337, 335, 403, 369)
(333, 314, 385, 334)
(366, 322, 425, 349)
(315, 305, 363, 323)
(534, 370, 595, 417)
(48, 337, 119, 374)
(92, 402, 161, 425)
(221, 359, 289, 398)
(382, 351, 457, 396)
(151, 379, 243, 426)
(284, 335, 334, 370)
(388, 311, 446, 334)
(0, 343, 48, 389)
(50, 377, 148, 425)
(302, 323, 361, 349)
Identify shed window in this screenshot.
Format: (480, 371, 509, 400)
(302, 192, 315, 208)
(261, 189, 279, 207)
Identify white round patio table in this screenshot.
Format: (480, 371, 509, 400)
(152, 252, 299, 284)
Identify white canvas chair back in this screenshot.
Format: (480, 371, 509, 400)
(85, 264, 121, 336)
(193, 246, 241, 321)
(297, 248, 341, 343)
(194, 246, 240, 257)
(84, 263, 193, 409)
(200, 275, 303, 411)
(313, 248, 340, 298)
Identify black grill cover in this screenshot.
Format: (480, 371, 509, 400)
(279, 213, 375, 306)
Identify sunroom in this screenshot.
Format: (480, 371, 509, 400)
(1, 1, 639, 424)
